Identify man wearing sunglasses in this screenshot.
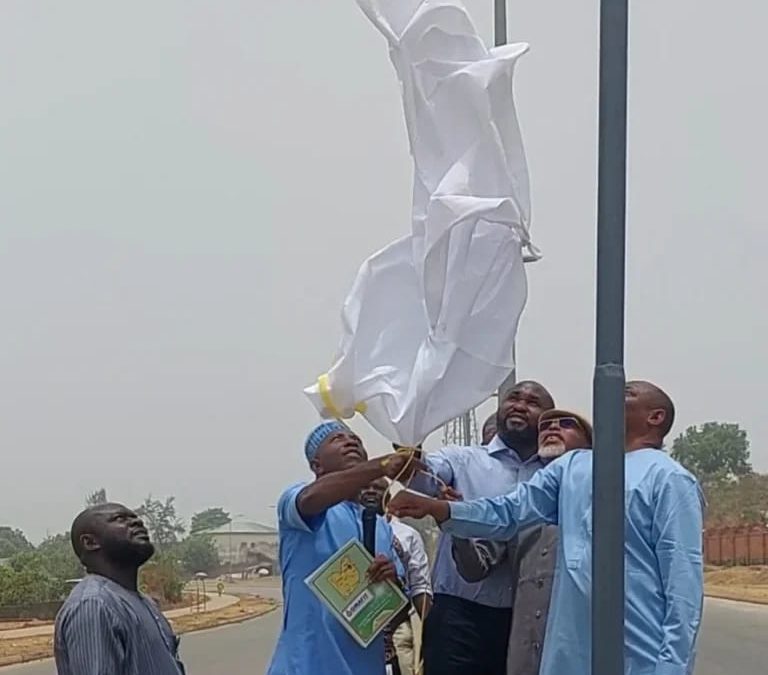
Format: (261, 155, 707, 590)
(389, 381, 705, 675)
(450, 410, 592, 675)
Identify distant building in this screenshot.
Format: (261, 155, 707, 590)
(202, 520, 279, 571)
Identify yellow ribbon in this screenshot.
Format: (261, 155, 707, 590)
(317, 373, 367, 419)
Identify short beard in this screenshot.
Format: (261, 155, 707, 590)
(102, 539, 156, 568)
(497, 412, 538, 451)
(538, 440, 567, 460)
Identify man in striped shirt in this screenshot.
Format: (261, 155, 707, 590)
(54, 503, 185, 675)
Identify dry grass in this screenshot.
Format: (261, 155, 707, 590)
(170, 595, 276, 634)
(0, 596, 277, 667)
(0, 635, 53, 668)
(0, 593, 198, 634)
(705, 565, 768, 605)
(0, 618, 49, 632)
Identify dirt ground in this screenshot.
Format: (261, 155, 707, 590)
(0, 593, 198, 633)
(704, 565, 768, 604)
(0, 595, 276, 667)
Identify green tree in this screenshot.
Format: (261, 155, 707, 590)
(36, 533, 85, 580)
(10, 534, 83, 582)
(190, 507, 231, 534)
(1, 534, 81, 605)
(86, 488, 108, 507)
(136, 496, 185, 547)
(139, 550, 185, 605)
(175, 535, 220, 575)
(704, 473, 768, 527)
(0, 527, 33, 559)
(671, 422, 751, 486)
(0, 564, 68, 605)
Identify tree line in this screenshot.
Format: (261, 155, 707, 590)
(670, 421, 767, 528)
(0, 494, 232, 607)
(2, 421, 762, 606)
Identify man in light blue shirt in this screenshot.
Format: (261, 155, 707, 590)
(267, 421, 409, 675)
(392, 381, 704, 675)
(422, 381, 555, 675)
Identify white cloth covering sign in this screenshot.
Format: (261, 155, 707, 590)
(305, 0, 536, 446)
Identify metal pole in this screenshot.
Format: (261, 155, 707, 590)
(499, 345, 517, 402)
(494, 0, 517, 402)
(228, 521, 233, 580)
(494, 0, 507, 47)
(592, 0, 628, 671)
(461, 411, 473, 446)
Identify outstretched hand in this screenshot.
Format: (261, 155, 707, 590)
(378, 451, 426, 481)
(387, 490, 451, 523)
(440, 486, 463, 502)
(366, 555, 399, 584)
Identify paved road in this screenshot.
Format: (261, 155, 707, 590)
(3, 597, 766, 674)
(695, 598, 768, 675)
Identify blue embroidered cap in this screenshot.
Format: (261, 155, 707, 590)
(304, 420, 350, 463)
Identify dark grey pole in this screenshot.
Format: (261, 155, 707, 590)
(494, 0, 517, 401)
(494, 0, 507, 46)
(462, 411, 473, 446)
(592, 0, 629, 672)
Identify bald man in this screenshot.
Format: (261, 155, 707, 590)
(391, 381, 705, 675)
(481, 414, 497, 446)
(54, 503, 185, 675)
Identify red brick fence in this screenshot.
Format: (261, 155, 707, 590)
(704, 526, 768, 565)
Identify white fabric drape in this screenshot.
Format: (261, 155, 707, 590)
(305, 0, 535, 446)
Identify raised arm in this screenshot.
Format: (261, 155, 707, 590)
(652, 472, 704, 675)
(423, 446, 460, 487)
(390, 459, 563, 540)
(442, 460, 563, 540)
(295, 454, 410, 521)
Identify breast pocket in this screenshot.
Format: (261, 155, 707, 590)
(565, 509, 592, 569)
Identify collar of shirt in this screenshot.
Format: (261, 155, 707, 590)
(486, 434, 540, 465)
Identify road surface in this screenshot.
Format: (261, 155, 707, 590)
(3, 597, 765, 674)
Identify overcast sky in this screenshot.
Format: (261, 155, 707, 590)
(1, 1, 765, 542)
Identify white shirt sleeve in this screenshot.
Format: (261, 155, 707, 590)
(392, 520, 433, 598)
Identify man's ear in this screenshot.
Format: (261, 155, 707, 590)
(80, 533, 101, 553)
(647, 408, 666, 429)
(310, 458, 323, 477)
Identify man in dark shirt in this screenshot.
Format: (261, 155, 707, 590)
(450, 409, 592, 675)
(55, 503, 185, 675)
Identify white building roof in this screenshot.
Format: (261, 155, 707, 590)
(203, 520, 277, 536)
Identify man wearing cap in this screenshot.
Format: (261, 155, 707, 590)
(266, 421, 411, 675)
(450, 409, 592, 675)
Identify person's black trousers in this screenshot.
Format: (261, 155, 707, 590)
(423, 594, 512, 675)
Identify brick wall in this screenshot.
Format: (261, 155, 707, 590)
(704, 526, 768, 565)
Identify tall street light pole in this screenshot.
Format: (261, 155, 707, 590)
(592, 0, 629, 673)
(494, 0, 518, 402)
(494, 1, 629, 671)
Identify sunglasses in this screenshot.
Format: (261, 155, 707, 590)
(538, 417, 582, 433)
